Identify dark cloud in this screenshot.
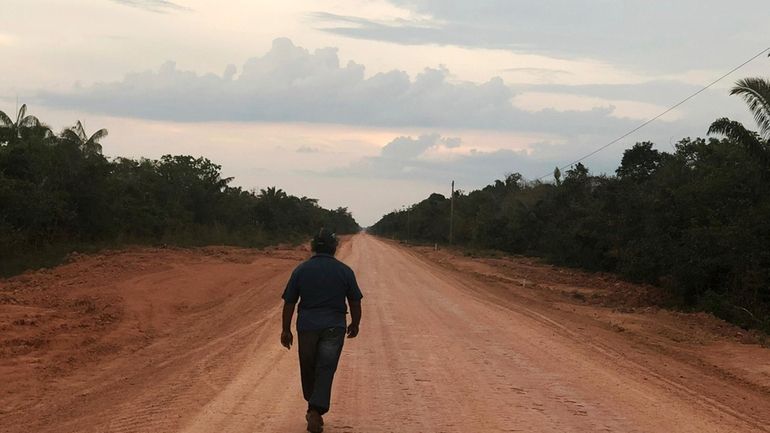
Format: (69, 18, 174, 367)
(313, 1, 770, 73)
(520, 80, 706, 106)
(110, 0, 191, 13)
(380, 133, 460, 159)
(517, 79, 760, 136)
(38, 38, 641, 136)
(296, 146, 321, 153)
(327, 133, 584, 187)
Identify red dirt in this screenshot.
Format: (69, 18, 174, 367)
(0, 244, 306, 421)
(1, 234, 768, 432)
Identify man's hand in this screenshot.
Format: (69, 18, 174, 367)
(346, 324, 359, 338)
(281, 301, 296, 350)
(281, 330, 293, 349)
(347, 300, 361, 339)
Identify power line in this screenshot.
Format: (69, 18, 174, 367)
(536, 45, 770, 181)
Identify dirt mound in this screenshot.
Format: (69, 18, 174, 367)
(420, 248, 668, 307)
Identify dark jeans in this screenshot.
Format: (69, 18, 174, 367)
(298, 327, 345, 415)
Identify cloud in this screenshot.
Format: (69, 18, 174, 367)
(313, 1, 770, 73)
(521, 81, 706, 106)
(311, 11, 458, 46)
(296, 145, 321, 153)
(110, 0, 191, 13)
(328, 132, 577, 186)
(380, 133, 460, 159)
(515, 79, 761, 128)
(39, 37, 641, 136)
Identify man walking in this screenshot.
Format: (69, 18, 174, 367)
(281, 228, 363, 433)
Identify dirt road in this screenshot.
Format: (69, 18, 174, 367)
(3, 234, 769, 432)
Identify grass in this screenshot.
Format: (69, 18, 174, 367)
(0, 242, 111, 277)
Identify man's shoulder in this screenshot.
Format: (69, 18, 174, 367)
(305, 255, 354, 273)
(293, 255, 344, 269)
(330, 257, 354, 273)
(291, 258, 315, 274)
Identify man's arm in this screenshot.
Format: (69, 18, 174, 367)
(280, 268, 300, 349)
(281, 301, 296, 349)
(347, 300, 361, 338)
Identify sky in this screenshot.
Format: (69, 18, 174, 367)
(2, 0, 769, 225)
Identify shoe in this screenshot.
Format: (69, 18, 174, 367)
(306, 409, 323, 433)
(306, 409, 325, 426)
(306, 408, 324, 426)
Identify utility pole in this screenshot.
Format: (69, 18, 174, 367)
(449, 180, 455, 244)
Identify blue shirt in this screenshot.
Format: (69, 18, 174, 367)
(282, 254, 363, 332)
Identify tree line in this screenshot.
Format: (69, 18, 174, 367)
(371, 71, 770, 332)
(0, 106, 359, 275)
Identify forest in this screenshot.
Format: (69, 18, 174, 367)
(371, 76, 770, 332)
(0, 107, 359, 276)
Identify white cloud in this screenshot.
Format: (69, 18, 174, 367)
(39, 37, 641, 136)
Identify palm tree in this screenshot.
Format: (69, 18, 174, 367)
(708, 73, 770, 163)
(63, 120, 108, 155)
(255, 187, 289, 230)
(258, 186, 287, 203)
(708, 118, 762, 144)
(729, 77, 770, 139)
(0, 104, 44, 144)
(299, 196, 319, 206)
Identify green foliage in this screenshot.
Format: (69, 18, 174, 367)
(371, 132, 770, 330)
(0, 107, 359, 275)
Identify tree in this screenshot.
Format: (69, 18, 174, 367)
(0, 104, 46, 145)
(255, 187, 288, 230)
(730, 77, 770, 139)
(62, 121, 109, 155)
(708, 71, 770, 163)
(708, 118, 767, 163)
(564, 163, 589, 183)
(258, 186, 287, 203)
(708, 118, 762, 144)
(616, 142, 662, 180)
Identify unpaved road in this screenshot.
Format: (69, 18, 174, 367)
(2, 234, 769, 432)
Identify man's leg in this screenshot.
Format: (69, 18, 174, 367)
(308, 327, 345, 415)
(297, 331, 321, 405)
